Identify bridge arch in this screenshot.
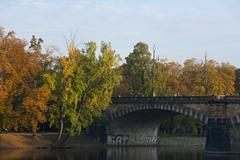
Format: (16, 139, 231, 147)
(106, 103, 209, 124)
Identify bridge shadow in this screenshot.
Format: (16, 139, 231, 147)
(105, 109, 206, 145)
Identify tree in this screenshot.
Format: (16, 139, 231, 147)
(154, 60, 182, 96)
(125, 42, 152, 96)
(45, 41, 121, 144)
(216, 63, 235, 95)
(179, 58, 236, 96)
(204, 60, 235, 95)
(0, 29, 50, 135)
(29, 35, 43, 54)
(23, 87, 50, 135)
(113, 64, 131, 97)
(153, 59, 169, 96)
(166, 61, 182, 96)
(204, 60, 219, 95)
(180, 58, 205, 96)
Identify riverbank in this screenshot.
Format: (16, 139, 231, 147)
(0, 133, 99, 150)
(0, 133, 205, 150)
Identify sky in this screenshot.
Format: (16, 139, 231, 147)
(1, 0, 240, 66)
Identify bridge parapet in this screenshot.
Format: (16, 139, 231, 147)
(111, 96, 240, 105)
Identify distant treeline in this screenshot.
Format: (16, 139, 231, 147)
(114, 42, 240, 97)
(0, 28, 239, 142)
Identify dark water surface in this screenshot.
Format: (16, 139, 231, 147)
(0, 147, 240, 160)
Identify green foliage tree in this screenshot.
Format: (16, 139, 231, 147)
(29, 35, 43, 54)
(125, 42, 152, 96)
(45, 41, 121, 144)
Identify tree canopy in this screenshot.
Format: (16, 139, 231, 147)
(0, 29, 50, 135)
(45, 41, 121, 143)
(125, 42, 152, 96)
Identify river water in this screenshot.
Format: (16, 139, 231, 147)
(0, 147, 240, 160)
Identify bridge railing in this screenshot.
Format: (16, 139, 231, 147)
(111, 96, 240, 104)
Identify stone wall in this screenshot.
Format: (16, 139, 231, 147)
(230, 124, 240, 151)
(205, 118, 231, 152)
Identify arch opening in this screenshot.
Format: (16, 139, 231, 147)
(105, 106, 207, 145)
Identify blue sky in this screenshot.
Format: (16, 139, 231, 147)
(1, 0, 240, 66)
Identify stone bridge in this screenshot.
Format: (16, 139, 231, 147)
(103, 96, 240, 153)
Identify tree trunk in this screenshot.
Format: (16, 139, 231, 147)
(31, 120, 37, 137)
(54, 118, 64, 145)
(53, 105, 64, 146)
(31, 119, 38, 147)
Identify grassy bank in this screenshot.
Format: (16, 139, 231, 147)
(0, 134, 44, 149)
(0, 133, 98, 150)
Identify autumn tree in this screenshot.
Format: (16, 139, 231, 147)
(216, 63, 236, 95)
(125, 42, 152, 96)
(0, 28, 50, 135)
(204, 60, 235, 95)
(179, 58, 236, 96)
(153, 59, 169, 96)
(45, 41, 120, 144)
(154, 59, 181, 96)
(180, 59, 204, 95)
(167, 62, 182, 96)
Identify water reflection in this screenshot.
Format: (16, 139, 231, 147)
(0, 147, 239, 160)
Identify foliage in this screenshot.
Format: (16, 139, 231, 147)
(116, 51, 236, 97)
(159, 115, 204, 136)
(29, 35, 43, 54)
(45, 41, 121, 142)
(125, 42, 152, 96)
(0, 29, 50, 134)
(180, 58, 205, 95)
(154, 60, 181, 96)
(113, 64, 131, 96)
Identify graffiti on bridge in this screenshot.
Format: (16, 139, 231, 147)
(107, 135, 161, 145)
(147, 136, 160, 144)
(107, 135, 129, 145)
